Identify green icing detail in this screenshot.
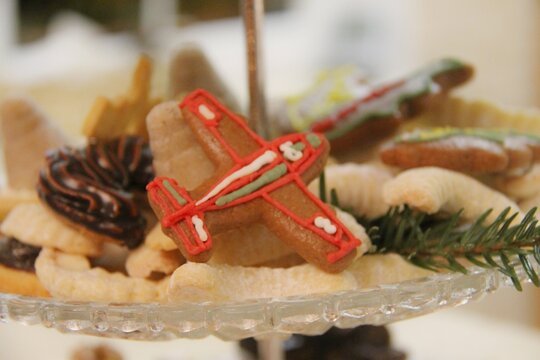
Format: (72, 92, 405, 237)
(215, 164, 288, 206)
(395, 127, 540, 144)
(292, 142, 306, 151)
(306, 133, 321, 148)
(163, 179, 187, 205)
(324, 58, 468, 140)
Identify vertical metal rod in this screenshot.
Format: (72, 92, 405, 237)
(242, 0, 270, 138)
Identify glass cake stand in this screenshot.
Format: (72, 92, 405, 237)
(0, 261, 535, 359)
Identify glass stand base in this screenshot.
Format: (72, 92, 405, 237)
(257, 336, 285, 360)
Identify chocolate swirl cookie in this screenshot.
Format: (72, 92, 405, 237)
(37, 136, 154, 248)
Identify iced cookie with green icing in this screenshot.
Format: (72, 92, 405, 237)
(276, 58, 473, 152)
(275, 65, 370, 133)
(380, 127, 540, 175)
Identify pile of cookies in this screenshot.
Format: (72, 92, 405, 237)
(0, 50, 538, 304)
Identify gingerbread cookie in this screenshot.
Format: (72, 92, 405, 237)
(147, 90, 363, 273)
(277, 58, 473, 153)
(380, 127, 540, 175)
(0, 96, 67, 189)
(145, 222, 295, 266)
(274, 65, 369, 133)
(383, 167, 523, 224)
(37, 136, 153, 249)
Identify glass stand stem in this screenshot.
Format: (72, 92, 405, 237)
(257, 335, 285, 360)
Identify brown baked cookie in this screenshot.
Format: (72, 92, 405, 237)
(278, 58, 473, 157)
(0, 235, 49, 297)
(147, 90, 363, 273)
(380, 127, 540, 175)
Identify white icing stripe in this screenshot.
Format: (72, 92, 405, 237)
(196, 150, 278, 206)
(191, 215, 208, 242)
(279, 141, 303, 161)
(198, 104, 215, 120)
(314, 216, 337, 235)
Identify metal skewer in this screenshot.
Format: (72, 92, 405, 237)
(242, 0, 270, 139)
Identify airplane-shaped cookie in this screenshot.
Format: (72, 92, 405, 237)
(147, 89, 362, 272)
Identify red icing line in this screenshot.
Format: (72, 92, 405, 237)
(311, 80, 406, 133)
(147, 89, 361, 263)
(147, 178, 212, 255)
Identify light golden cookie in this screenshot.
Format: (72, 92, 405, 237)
(0, 96, 67, 189)
(169, 44, 239, 110)
(494, 164, 540, 201)
(147, 101, 216, 190)
(518, 193, 540, 215)
(145, 224, 177, 251)
(125, 245, 184, 279)
(0, 188, 38, 220)
(414, 96, 540, 136)
(36, 248, 168, 303)
(83, 56, 160, 140)
(348, 254, 433, 288)
(0, 263, 49, 297)
(167, 262, 357, 303)
(309, 164, 394, 219)
(1, 203, 103, 256)
(256, 253, 306, 268)
(383, 167, 523, 224)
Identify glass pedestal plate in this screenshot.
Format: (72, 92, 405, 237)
(0, 263, 533, 359)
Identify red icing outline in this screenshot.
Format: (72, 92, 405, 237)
(147, 89, 361, 263)
(311, 80, 405, 133)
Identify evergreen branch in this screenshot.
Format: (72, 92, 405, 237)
(364, 206, 540, 291)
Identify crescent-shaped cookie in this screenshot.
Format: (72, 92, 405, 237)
(383, 167, 523, 224)
(309, 163, 394, 219)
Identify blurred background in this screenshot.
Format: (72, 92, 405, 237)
(1, 0, 540, 359)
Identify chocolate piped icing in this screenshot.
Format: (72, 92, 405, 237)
(37, 136, 154, 248)
(0, 236, 41, 272)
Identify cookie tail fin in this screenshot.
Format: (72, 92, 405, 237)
(146, 177, 212, 258)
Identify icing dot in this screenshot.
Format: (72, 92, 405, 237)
(314, 216, 337, 235)
(279, 141, 303, 161)
(198, 104, 215, 120)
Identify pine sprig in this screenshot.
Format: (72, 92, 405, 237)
(366, 206, 540, 291)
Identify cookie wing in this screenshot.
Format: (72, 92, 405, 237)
(180, 89, 266, 165)
(263, 181, 361, 273)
